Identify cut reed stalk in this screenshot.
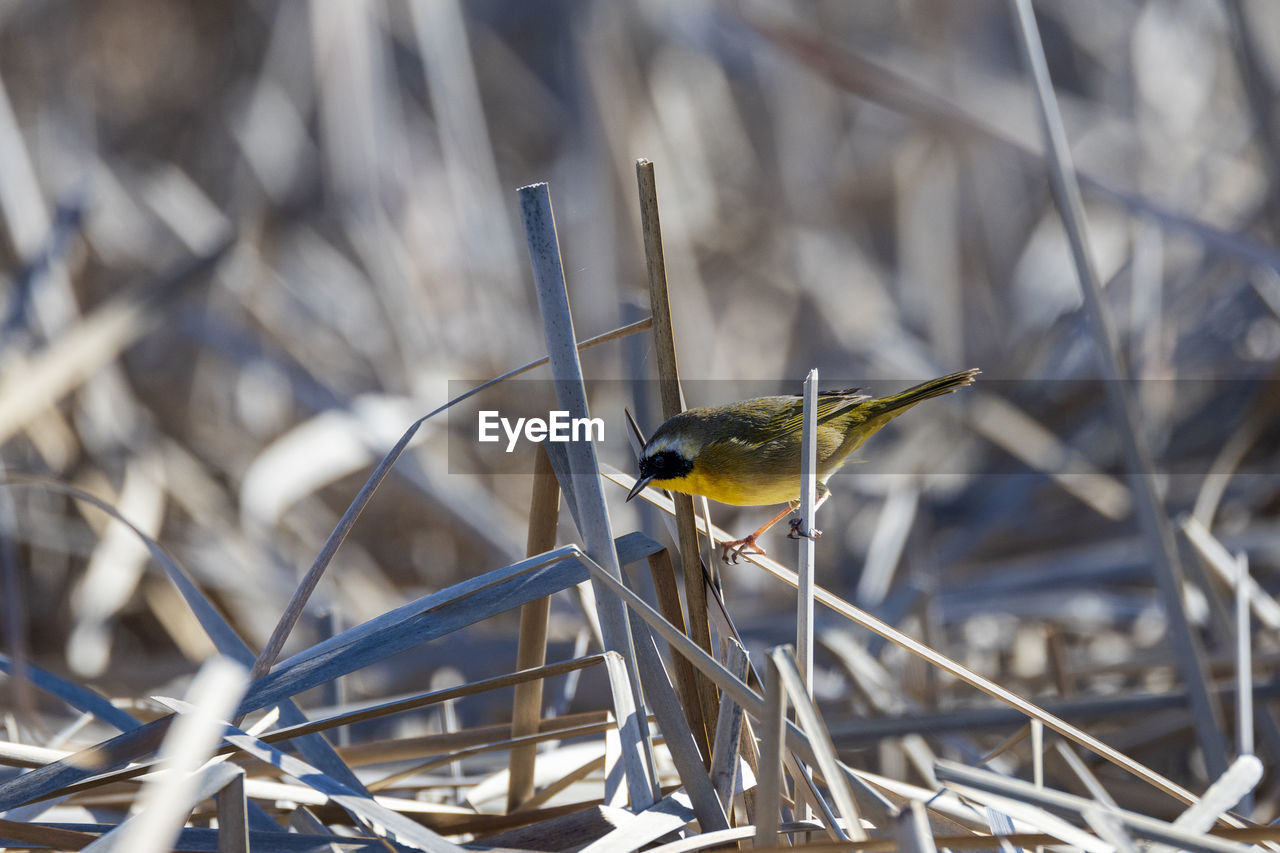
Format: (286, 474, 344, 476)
(635, 158, 720, 755)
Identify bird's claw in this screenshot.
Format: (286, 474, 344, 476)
(787, 517, 822, 541)
(720, 535, 766, 564)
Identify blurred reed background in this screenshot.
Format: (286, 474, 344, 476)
(2, 0, 1280, 819)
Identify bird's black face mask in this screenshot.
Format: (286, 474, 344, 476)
(627, 450, 693, 501)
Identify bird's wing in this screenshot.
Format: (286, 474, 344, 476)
(745, 388, 869, 448)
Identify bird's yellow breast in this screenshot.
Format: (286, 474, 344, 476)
(648, 469, 803, 506)
(645, 418, 863, 506)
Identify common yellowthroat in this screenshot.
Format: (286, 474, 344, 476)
(627, 368, 979, 562)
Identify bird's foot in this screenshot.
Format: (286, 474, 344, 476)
(788, 517, 822, 541)
(720, 534, 767, 564)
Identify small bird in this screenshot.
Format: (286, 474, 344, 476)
(627, 369, 979, 562)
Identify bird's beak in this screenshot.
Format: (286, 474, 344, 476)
(626, 475, 654, 502)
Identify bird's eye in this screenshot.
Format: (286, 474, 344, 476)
(652, 455, 665, 470)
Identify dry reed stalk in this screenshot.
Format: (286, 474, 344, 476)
(520, 180, 660, 808)
(507, 443, 560, 811)
(635, 158, 720, 754)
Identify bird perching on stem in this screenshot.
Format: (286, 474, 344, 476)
(628, 369, 979, 562)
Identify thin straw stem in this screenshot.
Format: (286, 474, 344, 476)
(797, 369, 819, 694)
(1236, 553, 1254, 758)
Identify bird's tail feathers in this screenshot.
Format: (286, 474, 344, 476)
(868, 368, 979, 418)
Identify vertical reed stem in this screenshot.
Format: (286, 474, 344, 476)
(797, 369, 819, 695)
(635, 158, 719, 756)
(1236, 553, 1254, 758)
(507, 444, 560, 811)
(519, 181, 659, 809)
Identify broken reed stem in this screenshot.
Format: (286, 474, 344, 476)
(519, 180, 660, 809)
(507, 444, 560, 812)
(633, 161, 683, 420)
(635, 158, 719, 757)
(645, 547, 711, 753)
